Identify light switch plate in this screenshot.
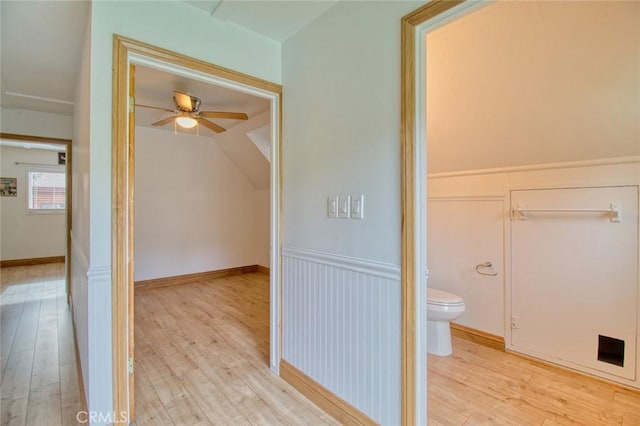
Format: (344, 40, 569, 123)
(351, 194, 364, 219)
(338, 195, 351, 219)
(327, 196, 339, 218)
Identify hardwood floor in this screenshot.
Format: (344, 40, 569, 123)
(132, 272, 338, 425)
(428, 337, 640, 425)
(5, 264, 637, 425)
(0, 263, 83, 426)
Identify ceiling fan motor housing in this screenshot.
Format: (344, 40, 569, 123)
(173, 92, 201, 113)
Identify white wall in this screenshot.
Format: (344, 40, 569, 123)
(134, 126, 268, 281)
(70, 7, 92, 418)
(0, 146, 66, 260)
(83, 2, 281, 420)
(282, 2, 420, 424)
(427, 198, 504, 336)
(254, 189, 270, 268)
(0, 108, 73, 140)
(427, 160, 640, 389)
(426, 1, 640, 174)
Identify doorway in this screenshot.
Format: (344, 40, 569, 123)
(0, 133, 72, 294)
(400, 1, 489, 423)
(112, 36, 282, 421)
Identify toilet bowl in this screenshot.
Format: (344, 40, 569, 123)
(427, 288, 465, 356)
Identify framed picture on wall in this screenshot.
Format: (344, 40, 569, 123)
(58, 152, 66, 165)
(0, 177, 17, 197)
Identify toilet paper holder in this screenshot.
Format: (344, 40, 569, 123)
(476, 261, 498, 276)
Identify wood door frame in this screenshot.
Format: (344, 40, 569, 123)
(0, 132, 72, 297)
(112, 35, 283, 423)
(401, 1, 487, 423)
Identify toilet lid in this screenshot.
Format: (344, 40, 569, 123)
(427, 288, 464, 306)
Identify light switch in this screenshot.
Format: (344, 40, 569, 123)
(351, 194, 364, 219)
(338, 195, 351, 219)
(327, 196, 338, 218)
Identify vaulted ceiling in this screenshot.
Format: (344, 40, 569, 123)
(0, 0, 336, 117)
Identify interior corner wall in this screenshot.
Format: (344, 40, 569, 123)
(281, 2, 421, 424)
(0, 146, 66, 260)
(0, 108, 73, 140)
(134, 126, 264, 281)
(426, 1, 640, 174)
(254, 189, 270, 268)
(71, 6, 93, 419)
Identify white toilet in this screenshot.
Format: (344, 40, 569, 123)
(427, 288, 465, 356)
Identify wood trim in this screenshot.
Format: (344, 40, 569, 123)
(256, 265, 270, 275)
(134, 265, 260, 290)
(280, 360, 377, 426)
(0, 132, 73, 300)
(114, 35, 282, 95)
(400, 2, 468, 424)
(400, 13, 417, 426)
(112, 35, 283, 423)
(506, 349, 640, 395)
(0, 133, 72, 144)
(112, 35, 129, 424)
(0, 256, 65, 268)
(127, 63, 136, 420)
(450, 323, 505, 352)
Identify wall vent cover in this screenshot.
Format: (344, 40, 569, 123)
(597, 335, 624, 367)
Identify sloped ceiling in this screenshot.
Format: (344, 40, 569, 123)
(0, 0, 90, 115)
(135, 65, 271, 190)
(183, 0, 337, 42)
(1, 0, 332, 189)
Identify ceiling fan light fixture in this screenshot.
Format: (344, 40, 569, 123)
(176, 116, 198, 129)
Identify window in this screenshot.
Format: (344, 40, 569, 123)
(27, 170, 66, 211)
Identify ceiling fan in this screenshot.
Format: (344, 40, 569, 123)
(136, 91, 248, 133)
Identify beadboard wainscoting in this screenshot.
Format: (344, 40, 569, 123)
(282, 246, 401, 425)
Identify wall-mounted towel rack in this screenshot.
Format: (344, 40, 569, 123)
(510, 203, 620, 223)
(14, 161, 59, 167)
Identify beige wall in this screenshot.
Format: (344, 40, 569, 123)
(427, 1, 640, 174)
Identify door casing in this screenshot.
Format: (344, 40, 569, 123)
(111, 35, 283, 423)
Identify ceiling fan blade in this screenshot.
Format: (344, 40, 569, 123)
(197, 118, 226, 133)
(173, 91, 194, 112)
(200, 111, 248, 120)
(135, 104, 174, 113)
(151, 116, 177, 127)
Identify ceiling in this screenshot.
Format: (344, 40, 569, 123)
(0, 0, 335, 118)
(134, 65, 270, 136)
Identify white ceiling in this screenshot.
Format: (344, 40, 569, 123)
(0, 139, 66, 152)
(0, 0, 335, 118)
(184, 0, 337, 42)
(0, 0, 90, 116)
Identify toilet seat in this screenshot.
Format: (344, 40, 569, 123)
(427, 288, 464, 307)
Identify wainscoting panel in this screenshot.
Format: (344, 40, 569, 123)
(282, 247, 401, 425)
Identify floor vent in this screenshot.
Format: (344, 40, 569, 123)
(598, 335, 624, 367)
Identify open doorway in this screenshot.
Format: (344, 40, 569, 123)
(0, 133, 72, 292)
(112, 36, 283, 421)
(130, 64, 274, 421)
(402, 0, 640, 423)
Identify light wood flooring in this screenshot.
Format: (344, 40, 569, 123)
(5, 264, 638, 425)
(0, 263, 83, 426)
(132, 272, 338, 425)
(428, 337, 640, 425)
